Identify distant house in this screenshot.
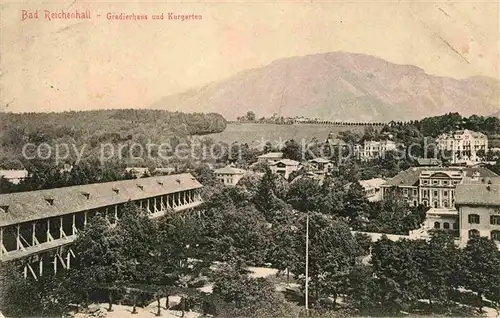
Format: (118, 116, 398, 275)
(214, 165, 246, 186)
(270, 159, 301, 180)
(359, 178, 386, 202)
(0, 170, 28, 184)
(126, 167, 150, 178)
(308, 158, 333, 174)
(257, 152, 283, 164)
(362, 140, 397, 161)
(416, 158, 442, 167)
(436, 129, 488, 164)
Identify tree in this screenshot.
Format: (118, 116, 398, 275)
(70, 213, 126, 306)
(459, 236, 500, 313)
(211, 264, 296, 317)
(343, 181, 370, 229)
(291, 213, 359, 308)
(282, 139, 303, 161)
(286, 177, 322, 213)
(246, 111, 256, 122)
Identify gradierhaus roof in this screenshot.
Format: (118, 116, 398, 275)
(455, 178, 500, 206)
(0, 173, 202, 227)
(381, 167, 499, 187)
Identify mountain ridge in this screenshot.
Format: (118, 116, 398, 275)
(150, 51, 500, 122)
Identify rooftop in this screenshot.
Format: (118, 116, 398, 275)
(258, 152, 283, 159)
(0, 173, 202, 227)
(0, 170, 28, 180)
(416, 158, 442, 166)
(456, 178, 500, 206)
(271, 159, 301, 166)
(359, 178, 386, 190)
(214, 166, 246, 175)
(382, 166, 499, 187)
(309, 158, 331, 164)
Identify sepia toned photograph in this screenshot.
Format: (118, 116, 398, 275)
(0, 0, 500, 317)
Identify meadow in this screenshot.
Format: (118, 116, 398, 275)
(204, 123, 371, 147)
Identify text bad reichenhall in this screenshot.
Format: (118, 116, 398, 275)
(22, 10, 91, 21)
(21, 10, 203, 21)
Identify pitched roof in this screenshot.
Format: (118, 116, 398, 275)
(416, 158, 442, 166)
(359, 178, 386, 190)
(0, 173, 202, 227)
(456, 178, 500, 206)
(382, 167, 499, 187)
(214, 166, 246, 175)
(258, 152, 283, 159)
(271, 159, 301, 166)
(309, 158, 331, 164)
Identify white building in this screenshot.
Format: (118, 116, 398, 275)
(214, 165, 246, 186)
(436, 129, 488, 164)
(0, 170, 28, 184)
(257, 152, 283, 164)
(359, 178, 386, 202)
(362, 140, 397, 160)
(270, 159, 301, 180)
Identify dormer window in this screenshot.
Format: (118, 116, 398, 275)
(82, 192, 90, 199)
(0, 205, 9, 213)
(137, 184, 144, 190)
(45, 198, 55, 206)
(157, 181, 164, 186)
(112, 188, 120, 194)
(176, 179, 181, 184)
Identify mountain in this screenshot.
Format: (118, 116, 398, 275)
(150, 51, 500, 122)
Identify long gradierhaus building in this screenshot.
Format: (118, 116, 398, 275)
(0, 173, 203, 279)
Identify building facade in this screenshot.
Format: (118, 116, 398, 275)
(436, 129, 488, 163)
(214, 166, 246, 186)
(381, 166, 498, 208)
(269, 159, 301, 180)
(257, 152, 283, 164)
(455, 177, 500, 246)
(362, 140, 397, 160)
(0, 173, 203, 279)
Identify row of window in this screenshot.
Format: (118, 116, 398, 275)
(469, 229, 500, 241)
(468, 214, 500, 225)
(421, 200, 453, 208)
(434, 222, 459, 230)
(421, 180, 459, 186)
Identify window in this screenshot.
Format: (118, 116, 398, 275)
(453, 181, 459, 185)
(403, 188, 408, 196)
(423, 180, 428, 185)
(492, 230, 500, 241)
(434, 222, 441, 229)
(491, 215, 500, 225)
(468, 214, 480, 224)
(444, 191, 448, 197)
(433, 191, 438, 197)
(433, 180, 439, 185)
(434, 201, 439, 208)
(413, 200, 418, 206)
(413, 189, 418, 196)
(443, 201, 449, 208)
(443, 222, 450, 229)
(443, 180, 449, 185)
(469, 229, 480, 238)
(453, 223, 459, 230)
(423, 200, 428, 207)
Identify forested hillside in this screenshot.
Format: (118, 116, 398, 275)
(0, 109, 226, 169)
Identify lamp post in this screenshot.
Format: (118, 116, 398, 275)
(305, 212, 309, 316)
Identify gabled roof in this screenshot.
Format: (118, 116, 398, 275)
(271, 159, 301, 166)
(359, 178, 386, 190)
(382, 167, 498, 187)
(309, 158, 331, 164)
(416, 158, 442, 166)
(214, 166, 246, 175)
(0, 173, 202, 227)
(258, 152, 283, 159)
(456, 178, 500, 206)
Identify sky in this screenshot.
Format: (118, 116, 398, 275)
(1, 0, 499, 113)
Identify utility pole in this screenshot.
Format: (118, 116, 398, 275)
(305, 212, 309, 316)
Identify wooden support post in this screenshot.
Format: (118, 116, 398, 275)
(60, 217, 65, 238)
(66, 250, 71, 269)
(140, 200, 143, 209)
(47, 219, 51, 242)
(84, 211, 88, 226)
(23, 265, 27, 278)
(16, 224, 21, 250)
(72, 214, 76, 236)
(114, 205, 118, 222)
(160, 196, 164, 210)
(147, 199, 150, 213)
(32, 222, 36, 246)
(0, 227, 3, 258)
(53, 254, 57, 274)
(153, 197, 157, 212)
(39, 256, 43, 277)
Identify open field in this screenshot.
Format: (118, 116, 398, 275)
(204, 123, 373, 147)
